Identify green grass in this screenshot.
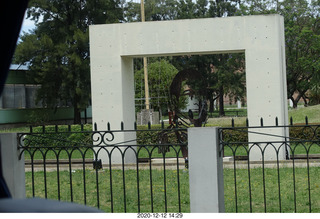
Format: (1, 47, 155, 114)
(206, 117, 247, 127)
(224, 166, 320, 213)
(288, 104, 320, 124)
(26, 166, 320, 213)
(206, 104, 320, 127)
(223, 143, 320, 157)
(26, 168, 190, 213)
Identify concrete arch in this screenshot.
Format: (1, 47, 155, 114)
(89, 15, 288, 162)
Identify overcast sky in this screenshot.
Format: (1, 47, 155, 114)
(20, 12, 35, 35)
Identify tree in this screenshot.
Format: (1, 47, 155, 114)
(279, 0, 320, 107)
(124, 0, 177, 22)
(14, 0, 123, 124)
(135, 59, 187, 115)
(176, 0, 196, 19)
(241, 0, 320, 108)
(173, 0, 245, 116)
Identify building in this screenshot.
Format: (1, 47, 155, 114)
(0, 64, 91, 126)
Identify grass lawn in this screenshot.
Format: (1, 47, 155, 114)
(26, 168, 190, 213)
(288, 104, 320, 124)
(25, 166, 320, 213)
(223, 143, 320, 157)
(206, 104, 320, 127)
(224, 166, 320, 213)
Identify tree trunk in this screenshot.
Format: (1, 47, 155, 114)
(73, 93, 82, 124)
(302, 95, 308, 107)
(290, 95, 303, 109)
(73, 105, 82, 124)
(209, 98, 214, 113)
(219, 86, 225, 116)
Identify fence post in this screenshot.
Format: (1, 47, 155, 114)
(0, 133, 25, 199)
(188, 127, 224, 213)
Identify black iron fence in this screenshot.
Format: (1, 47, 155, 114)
(219, 118, 320, 213)
(17, 118, 320, 213)
(18, 124, 188, 213)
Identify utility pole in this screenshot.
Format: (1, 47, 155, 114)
(141, 0, 150, 110)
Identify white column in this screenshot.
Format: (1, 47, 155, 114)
(188, 127, 225, 213)
(245, 15, 288, 160)
(0, 133, 25, 198)
(89, 27, 137, 164)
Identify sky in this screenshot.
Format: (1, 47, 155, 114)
(20, 13, 35, 35)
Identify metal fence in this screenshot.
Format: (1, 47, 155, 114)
(17, 124, 189, 213)
(219, 118, 320, 213)
(17, 118, 320, 213)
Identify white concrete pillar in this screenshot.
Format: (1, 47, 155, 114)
(89, 28, 137, 164)
(0, 133, 25, 198)
(245, 15, 289, 161)
(188, 127, 225, 213)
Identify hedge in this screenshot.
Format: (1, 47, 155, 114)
(23, 124, 319, 147)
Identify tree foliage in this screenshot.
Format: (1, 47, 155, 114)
(135, 59, 187, 114)
(241, 0, 320, 108)
(15, 0, 123, 123)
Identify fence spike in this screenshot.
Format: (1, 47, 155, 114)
(275, 117, 278, 126)
(148, 121, 151, 129)
(29, 126, 33, 133)
(42, 125, 45, 133)
(260, 118, 263, 127)
(161, 120, 164, 129)
(55, 125, 58, 133)
(246, 118, 249, 127)
(94, 122, 97, 131)
(305, 116, 309, 125)
(134, 121, 137, 130)
(68, 124, 71, 132)
(81, 124, 84, 131)
(121, 121, 124, 130)
(231, 118, 234, 127)
(290, 117, 293, 126)
(107, 122, 111, 131)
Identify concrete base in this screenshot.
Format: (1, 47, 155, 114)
(137, 109, 160, 125)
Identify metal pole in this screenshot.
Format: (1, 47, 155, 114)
(141, 0, 150, 110)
